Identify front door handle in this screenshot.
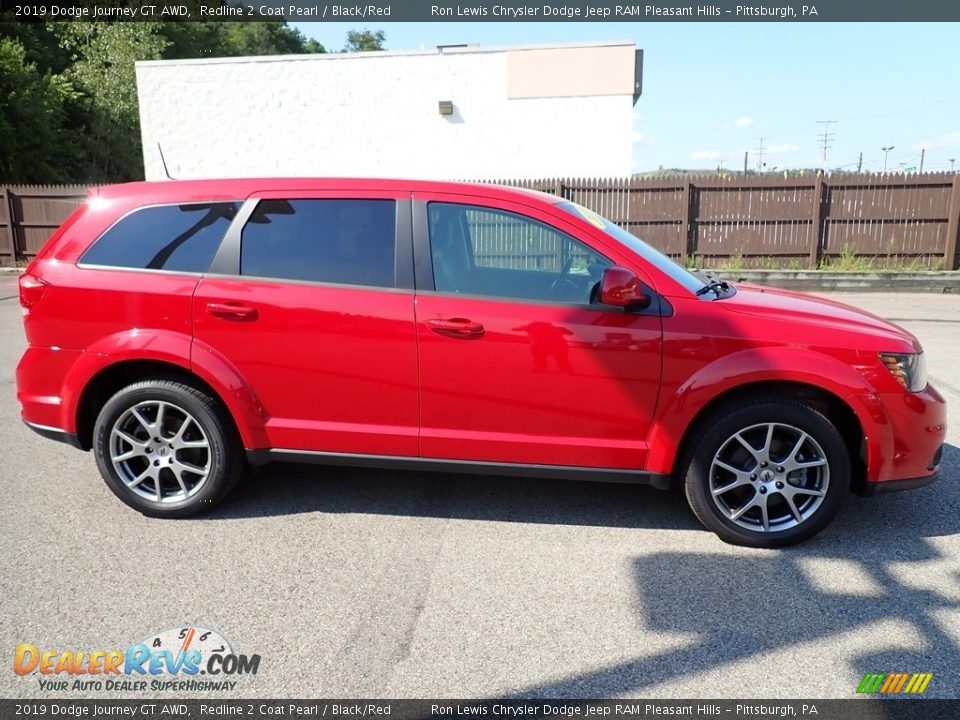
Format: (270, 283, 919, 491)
(206, 302, 258, 321)
(427, 318, 485, 339)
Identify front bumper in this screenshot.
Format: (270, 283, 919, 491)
(854, 383, 946, 493)
(858, 465, 939, 496)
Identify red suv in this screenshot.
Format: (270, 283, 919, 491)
(16, 179, 946, 547)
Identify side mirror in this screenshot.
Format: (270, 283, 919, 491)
(599, 266, 652, 310)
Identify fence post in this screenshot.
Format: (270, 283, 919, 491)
(1, 186, 17, 267)
(945, 174, 960, 271)
(808, 175, 824, 269)
(680, 178, 692, 260)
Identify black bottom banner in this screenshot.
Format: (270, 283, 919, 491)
(1, 699, 957, 720)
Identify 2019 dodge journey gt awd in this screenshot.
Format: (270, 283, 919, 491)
(16, 179, 946, 547)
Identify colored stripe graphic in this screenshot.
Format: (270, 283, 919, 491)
(857, 672, 933, 694)
(857, 673, 886, 693)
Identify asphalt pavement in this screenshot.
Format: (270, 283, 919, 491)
(1, 275, 958, 699)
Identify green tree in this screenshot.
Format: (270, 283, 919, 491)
(218, 22, 325, 57)
(0, 19, 70, 75)
(344, 29, 386, 52)
(0, 9, 329, 183)
(0, 37, 78, 182)
(54, 22, 169, 180)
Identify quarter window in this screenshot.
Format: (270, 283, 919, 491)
(240, 199, 396, 287)
(428, 203, 611, 303)
(81, 202, 239, 273)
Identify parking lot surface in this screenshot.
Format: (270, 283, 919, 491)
(1, 275, 958, 699)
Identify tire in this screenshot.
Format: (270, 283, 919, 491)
(93, 379, 245, 518)
(681, 398, 850, 548)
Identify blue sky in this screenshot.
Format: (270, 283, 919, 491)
(292, 22, 960, 173)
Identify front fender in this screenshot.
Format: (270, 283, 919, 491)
(644, 347, 891, 478)
(59, 329, 269, 449)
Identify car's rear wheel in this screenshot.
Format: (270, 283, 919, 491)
(93, 380, 244, 517)
(682, 399, 850, 548)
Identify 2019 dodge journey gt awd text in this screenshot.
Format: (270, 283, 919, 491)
(16, 179, 946, 547)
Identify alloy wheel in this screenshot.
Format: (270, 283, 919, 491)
(109, 400, 211, 503)
(708, 422, 830, 533)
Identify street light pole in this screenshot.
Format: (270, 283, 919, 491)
(882, 146, 894, 173)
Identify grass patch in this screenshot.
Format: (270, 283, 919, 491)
(694, 245, 945, 272)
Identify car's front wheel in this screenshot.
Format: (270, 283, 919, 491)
(93, 380, 244, 518)
(682, 399, 850, 548)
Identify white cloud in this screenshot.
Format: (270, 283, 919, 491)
(734, 116, 754, 129)
(632, 131, 644, 144)
(690, 150, 722, 160)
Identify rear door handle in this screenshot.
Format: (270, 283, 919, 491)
(206, 302, 258, 321)
(427, 318, 485, 339)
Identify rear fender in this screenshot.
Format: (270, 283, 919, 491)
(60, 330, 269, 448)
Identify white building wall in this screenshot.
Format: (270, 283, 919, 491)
(136, 43, 637, 182)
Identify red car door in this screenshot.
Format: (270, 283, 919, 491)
(192, 190, 419, 456)
(413, 194, 663, 470)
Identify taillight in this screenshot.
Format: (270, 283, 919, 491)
(19, 273, 49, 313)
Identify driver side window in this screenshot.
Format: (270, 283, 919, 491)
(427, 202, 611, 302)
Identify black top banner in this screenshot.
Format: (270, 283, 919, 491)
(4, 0, 960, 22)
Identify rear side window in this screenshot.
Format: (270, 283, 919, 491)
(240, 199, 396, 288)
(81, 202, 239, 273)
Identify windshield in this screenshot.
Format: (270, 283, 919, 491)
(557, 201, 709, 295)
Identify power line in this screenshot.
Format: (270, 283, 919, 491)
(816, 120, 837, 167)
(755, 137, 767, 172)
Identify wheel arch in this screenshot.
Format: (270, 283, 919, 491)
(74, 359, 252, 452)
(651, 380, 868, 493)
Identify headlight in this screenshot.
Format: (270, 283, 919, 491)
(879, 352, 927, 392)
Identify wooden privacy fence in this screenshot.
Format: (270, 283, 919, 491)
(498, 173, 960, 270)
(0, 185, 88, 266)
(2, 175, 959, 270)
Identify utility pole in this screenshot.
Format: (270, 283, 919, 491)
(882, 146, 894, 173)
(950, 158, 956, 173)
(816, 120, 837, 168)
(744, 151, 749, 176)
(919, 148, 925, 173)
(857, 152, 863, 173)
(756, 137, 767, 172)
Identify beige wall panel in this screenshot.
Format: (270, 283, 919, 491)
(507, 45, 635, 99)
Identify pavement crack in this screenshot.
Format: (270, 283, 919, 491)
(322, 479, 453, 695)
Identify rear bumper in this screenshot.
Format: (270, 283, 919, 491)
(16, 345, 82, 431)
(22, 420, 84, 450)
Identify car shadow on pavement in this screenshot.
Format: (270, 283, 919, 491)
(503, 442, 960, 698)
(205, 443, 957, 539)
(206, 461, 700, 530)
